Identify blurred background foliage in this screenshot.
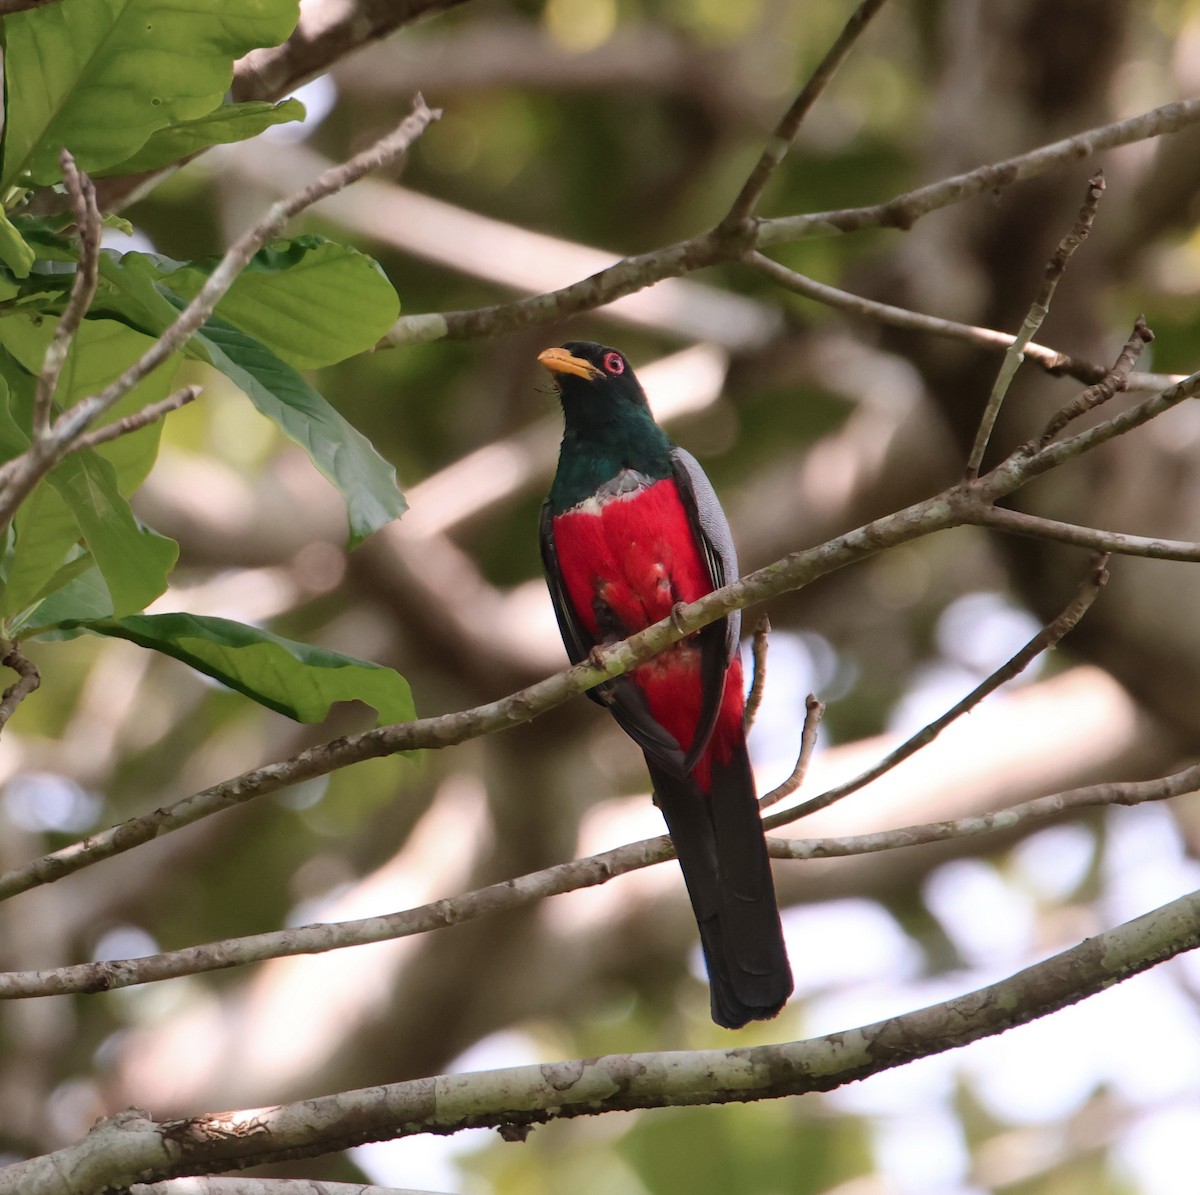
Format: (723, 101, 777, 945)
(5, 0, 1200, 1192)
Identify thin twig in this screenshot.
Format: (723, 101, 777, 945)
(974, 507, 1200, 562)
(31, 150, 101, 440)
(0, 643, 40, 735)
(747, 251, 1180, 391)
(70, 385, 202, 452)
(986, 368, 1200, 499)
(1038, 316, 1154, 446)
(5, 737, 1199, 1004)
(965, 171, 1106, 478)
(759, 694, 824, 811)
(743, 615, 771, 731)
(770, 761, 1200, 858)
(723, 0, 889, 225)
(764, 554, 1109, 830)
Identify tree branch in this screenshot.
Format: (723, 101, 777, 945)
(975, 507, 1200, 561)
(0, 642, 40, 736)
(3, 744, 1196, 1002)
(69, 385, 203, 453)
(5, 886, 1198, 1190)
(31, 151, 101, 440)
(758, 100, 1200, 244)
(1038, 315, 1153, 445)
(745, 251, 1180, 391)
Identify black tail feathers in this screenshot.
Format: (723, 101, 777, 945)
(648, 740, 793, 1029)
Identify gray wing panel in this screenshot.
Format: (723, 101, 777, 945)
(670, 448, 741, 660)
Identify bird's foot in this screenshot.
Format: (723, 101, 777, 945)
(670, 602, 690, 634)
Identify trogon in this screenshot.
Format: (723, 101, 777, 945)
(537, 341, 793, 1029)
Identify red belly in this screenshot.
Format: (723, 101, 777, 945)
(552, 478, 740, 769)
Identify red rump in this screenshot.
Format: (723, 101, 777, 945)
(552, 478, 745, 789)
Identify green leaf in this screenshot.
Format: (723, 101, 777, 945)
(64, 613, 417, 726)
(0, 370, 29, 462)
(1, 0, 301, 187)
(96, 252, 407, 546)
(2, 481, 81, 620)
(160, 235, 401, 370)
(24, 565, 113, 633)
(94, 99, 306, 177)
(188, 319, 407, 546)
(46, 452, 177, 616)
(0, 211, 35, 279)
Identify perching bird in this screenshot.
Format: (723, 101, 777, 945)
(538, 341, 793, 1028)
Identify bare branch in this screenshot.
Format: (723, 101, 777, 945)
(70, 384, 202, 453)
(1038, 316, 1154, 445)
(758, 101, 1200, 244)
(0, 643, 40, 736)
(1, 735, 1195, 1002)
(723, 0, 890, 224)
(765, 555, 1108, 829)
(746, 250, 1180, 391)
(31, 150, 101, 440)
(743, 615, 771, 731)
(965, 171, 1106, 478)
(759, 694, 824, 811)
(771, 762, 1200, 860)
(5, 887, 1198, 1189)
(986, 368, 1200, 498)
(975, 507, 1200, 563)
(232, 0, 471, 104)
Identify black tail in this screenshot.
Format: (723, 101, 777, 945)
(647, 738, 793, 1029)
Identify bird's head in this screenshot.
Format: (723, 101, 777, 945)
(537, 342, 651, 417)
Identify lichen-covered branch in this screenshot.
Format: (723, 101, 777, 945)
(4, 885, 1197, 1192)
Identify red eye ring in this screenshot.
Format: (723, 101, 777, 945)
(603, 351, 625, 375)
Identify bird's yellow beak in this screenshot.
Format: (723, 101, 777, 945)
(537, 347, 604, 381)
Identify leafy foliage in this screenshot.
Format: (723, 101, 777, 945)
(0, 0, 412, 722)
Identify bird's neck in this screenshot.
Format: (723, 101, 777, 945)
(550, 408, 673, 513)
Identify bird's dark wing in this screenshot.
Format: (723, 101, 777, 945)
(670, 448, 740, 773)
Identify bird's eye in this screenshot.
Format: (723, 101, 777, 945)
(603, 352, 625, 375)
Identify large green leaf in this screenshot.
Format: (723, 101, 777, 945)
(1, 0, 300, 187)
(160, 236, 401, 370)
(95, 252, 407, 546)
(46, 452, 177, 616)
(65, 613, 417, 726)
(2, 481, 81, 620)
(190, 320, 407, 545)
(94, 99, 306, 177)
